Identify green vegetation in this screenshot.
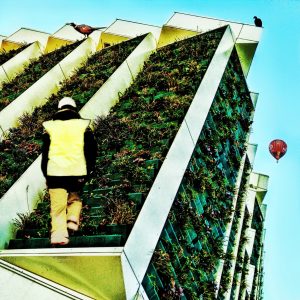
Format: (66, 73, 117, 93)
(7, 25, 258, 300)
(0, 35, 144, 198)
(144, 45, 254, 298)
(0, 41, 81, 110)
(0, 43, 29, 66)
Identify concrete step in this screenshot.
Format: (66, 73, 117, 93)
(8, 234, 126, 249)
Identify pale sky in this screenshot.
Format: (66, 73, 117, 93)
(1, 1, 300, 299)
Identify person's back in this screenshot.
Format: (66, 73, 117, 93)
(41, 97, 97, 245)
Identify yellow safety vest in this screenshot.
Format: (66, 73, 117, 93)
(43, 119, 90, 176)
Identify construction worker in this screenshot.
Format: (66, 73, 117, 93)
(41, 97, 97, 245)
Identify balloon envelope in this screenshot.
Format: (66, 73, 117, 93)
(269, 139, 287, 161)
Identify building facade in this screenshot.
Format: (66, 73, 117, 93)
(0, 13, 268, 300)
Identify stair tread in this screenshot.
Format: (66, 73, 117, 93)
(15, 224, 133, 239)
(8, 234, 126, 249)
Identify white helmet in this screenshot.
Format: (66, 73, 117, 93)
(58, 97, 77, 109)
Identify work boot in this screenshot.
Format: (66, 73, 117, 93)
(67, 217, 79, 231)
(51, 231, 69, 245)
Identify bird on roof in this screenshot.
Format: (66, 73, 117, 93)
(67, 23, 105, 38)
(253, 16, 263, 27)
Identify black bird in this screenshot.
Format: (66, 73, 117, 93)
(253, 16, 263, 27)
(67, 23, 105, 38)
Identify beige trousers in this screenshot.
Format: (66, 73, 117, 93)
(49, 189, 82, 236)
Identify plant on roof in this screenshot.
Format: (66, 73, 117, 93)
(0, 41, 81, 111)
(0, 35, 144, 198)
(146, 46, 254, 298)
(0, 43, 29, 66)
(8, 27, 224, 250)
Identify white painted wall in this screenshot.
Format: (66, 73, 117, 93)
(5, 28, 49, 49)
(105, 19, 161, 42)
(52, 24, 86, 41)
(166, 12, 262, 42)
(245, 228, 256, 257)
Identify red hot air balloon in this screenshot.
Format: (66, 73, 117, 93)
(269, 139, 287, 162)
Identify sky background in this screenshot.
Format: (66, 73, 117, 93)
(1, 0, 299, 299)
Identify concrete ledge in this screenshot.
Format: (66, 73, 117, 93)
(3, 28, 50, 49)
(0, 41, 43, 88)
(0, 259, 93, 300)
(164, 12, 262, 77)
(0, 32, 101, 140)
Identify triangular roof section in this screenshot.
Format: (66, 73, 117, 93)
(104, 18, 161, 41)
(163, 12, 262, 77)
(3, 27, 50, 50)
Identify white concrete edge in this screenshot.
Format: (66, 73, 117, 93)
(221, 132, 259, 298)
(51, 24, 86, 42)
(246, 143, 257, 166)
(136, 286, 150, 300)
(215, 154, 246, 295)
(0, 156, 46, 249)
(250, 92, 259, 108)
(167, 12, 262, 43)
(222, 157, 246, 254)
(260, 203, 267, 220)
(197, 28, 257, 293)
(0, 33, 157, 250)
(254, 246, 265, 298)
(233, 187, 258, 298)
(245, 228, 256, 257)
(121, 251, 141, 300)
(214, 30, 260, 293)
(104, 19, 161, 41)
(214, 260, 225, 291)
(171, 11, 262, 31)
(239, 192, 256, 299)
(0, 259, 93, 300)
(246, 188, 257, 214)
(215, 114, 256, 294)
(222, 189, 248, 300)
(235, 40, 258, 78)
(0, 41, 43, 87)
(231, 243, 248, 300)
(112, 18, 161, 29)
(80, 32, 157, 120)
(221, 138, 259, 299)
(250, 172, 269, 192)
(245, 264, 255, 294)
(232, 270, 243, 300)
(0, 247, 123, 256)
(4, 28, 49, 49)
(121, 250, 150, 300)
(0, 34, 99, 140)
(123, 26, 235, 288)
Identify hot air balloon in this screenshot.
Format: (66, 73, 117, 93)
(269, 139, 287, 162)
